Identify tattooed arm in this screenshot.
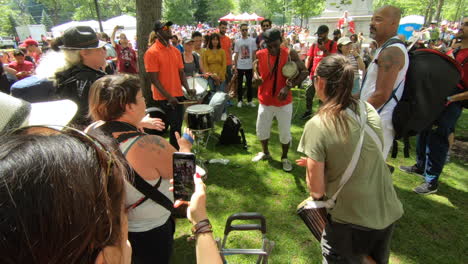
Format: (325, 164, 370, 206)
(126, 135, 177, 180)
(368, 46, 405, 109)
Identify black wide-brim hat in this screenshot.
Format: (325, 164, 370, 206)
(60, 26, 107, 50)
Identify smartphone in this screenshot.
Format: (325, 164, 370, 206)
(118, 25, 124, 29)
(173, 152, 196, 201)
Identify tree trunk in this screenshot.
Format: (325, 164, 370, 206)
(434, 0, 444, 23)
(136, 0, 162, 105)
(424, 0, 435, 25)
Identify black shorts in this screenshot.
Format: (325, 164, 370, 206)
(321, 219, 396, 264)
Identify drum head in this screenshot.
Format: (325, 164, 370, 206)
(184, 77, 209, 100)
(186, 104, 213, 114)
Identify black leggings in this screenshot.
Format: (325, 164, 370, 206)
(128, 217, 175, 264)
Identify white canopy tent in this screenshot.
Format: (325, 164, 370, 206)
(51, 20, 100, 37)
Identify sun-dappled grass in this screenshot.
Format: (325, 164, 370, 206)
(171, 88, 468, 264)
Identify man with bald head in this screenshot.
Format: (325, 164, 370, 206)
(360, 5, 409, 160)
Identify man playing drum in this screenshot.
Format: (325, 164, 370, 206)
(252, 29, 307, 172)
(144, 20, 195, 149)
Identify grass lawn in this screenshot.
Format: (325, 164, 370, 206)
(171, 88, 468, 264)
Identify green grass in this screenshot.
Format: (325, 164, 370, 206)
(171, 89, 468, 264)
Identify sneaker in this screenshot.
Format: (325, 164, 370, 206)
(237, 101, 243, 108)
(413, 182, 438, 195)
(252, 152, 271, 162)
(301, 111, 312, 120)
(248, 101, 256, 107)
(221, 113, 227, 121)
(282, 158, 293, 172)
(399, 164, 423, 176)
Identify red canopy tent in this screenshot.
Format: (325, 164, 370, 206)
(250, 13, 265, 21)
(219, 13, 236, 21)
(235, 12, 252, 21)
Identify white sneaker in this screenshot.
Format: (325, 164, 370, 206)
(237, 101, 243, 108)
(221, 113, 227, 121)
(248, 101, 256, 107)
(282, 158, 293, 172)
(252, 152, 271, 162)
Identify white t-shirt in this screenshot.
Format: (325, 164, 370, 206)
(234, 37, 257, 70)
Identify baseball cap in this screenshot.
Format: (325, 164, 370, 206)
(154, 20, 174, 32)
(182, 37, 194, 44)
(316, 25, 329, 35)
(333, 29, 341, 35)
(337, 37, 352, 46)
(0, 93, 77, 133)
(23, 39, 39, 47)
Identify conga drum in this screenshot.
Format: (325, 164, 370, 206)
(296, 197, 328, 242)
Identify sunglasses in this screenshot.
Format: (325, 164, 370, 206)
(241, 29, 248, 32)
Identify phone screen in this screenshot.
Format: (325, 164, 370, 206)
(173, 152, 196, 201)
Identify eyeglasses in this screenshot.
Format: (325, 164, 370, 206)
(241, 29, 248, 32)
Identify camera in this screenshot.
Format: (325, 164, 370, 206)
(117, 25, 124, 30)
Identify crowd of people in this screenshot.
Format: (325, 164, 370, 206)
(0, 4, 467, 264)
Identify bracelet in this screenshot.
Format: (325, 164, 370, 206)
(188, 219, 213, 241)
(182, 133, 194, 144)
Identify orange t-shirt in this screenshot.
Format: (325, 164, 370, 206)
(256, 47, 292, 106)
(144, 40, 184, 100)
(219, 34, 232, 66)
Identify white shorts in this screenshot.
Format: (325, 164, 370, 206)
(256, 103, 292, 144)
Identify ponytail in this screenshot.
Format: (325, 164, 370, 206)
(316, 54, 358, 137)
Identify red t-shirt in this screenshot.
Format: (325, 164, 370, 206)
(8, 60, 34, 80)
(115, 44, 138, 74)
(256, 47, 292, 106)
(219, 34, 232, 66)
(306, 39, 338, 76)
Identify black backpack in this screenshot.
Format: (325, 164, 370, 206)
(218, 114, 247, 149)
(368, 39, 463, 157)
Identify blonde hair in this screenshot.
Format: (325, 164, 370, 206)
(35, 49, 82, 79)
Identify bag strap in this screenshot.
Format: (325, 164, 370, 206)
(101, 121, 174, 213)
(239, 127, 247, 149)
(377, 78, 405, 114)
(361, 38, 405, 89)
(330, 101, 367, 202)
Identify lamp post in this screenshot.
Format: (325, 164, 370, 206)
(94, 0, 104, 32)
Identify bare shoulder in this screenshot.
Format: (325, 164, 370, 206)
(377, 46, 405, 72)
(132, 134, 173, 154)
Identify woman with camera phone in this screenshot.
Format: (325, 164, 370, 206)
(111, 25, 138, 74)
(86, 74, 194, 264)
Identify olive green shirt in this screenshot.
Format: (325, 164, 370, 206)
(298, 102, 403, 229)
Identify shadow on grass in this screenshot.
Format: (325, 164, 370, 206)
(391, 183, 468, 264)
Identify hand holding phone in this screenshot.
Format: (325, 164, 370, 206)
(173, 152, 196, 201)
